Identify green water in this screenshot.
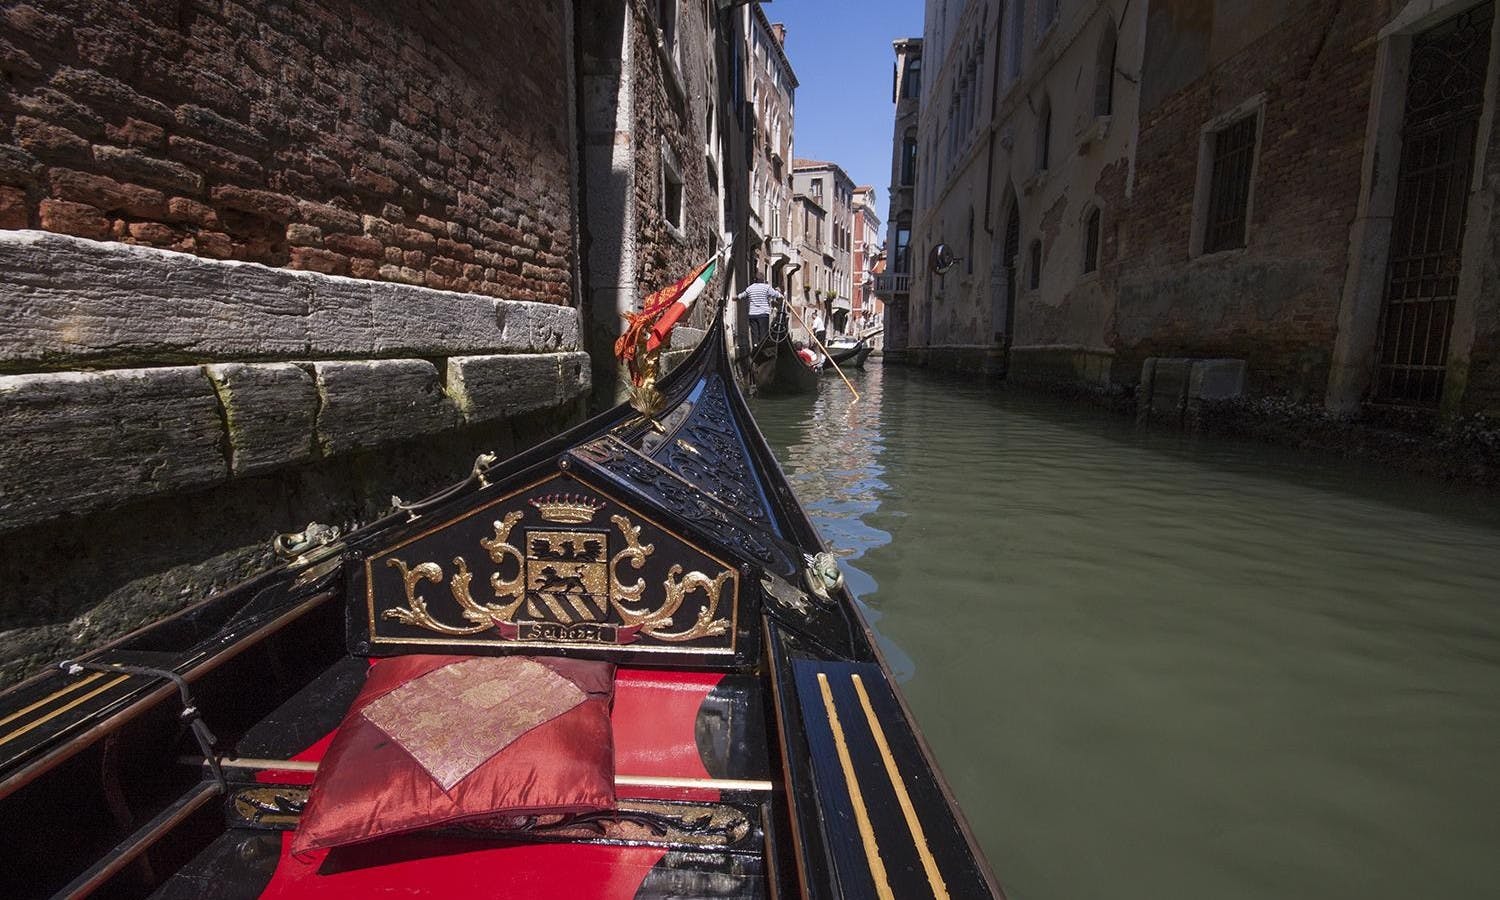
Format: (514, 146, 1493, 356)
(749, 361, 1500, 900)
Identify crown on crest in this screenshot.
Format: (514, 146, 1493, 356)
(528, 493, 606, 525)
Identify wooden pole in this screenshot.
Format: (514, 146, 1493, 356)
(786, 303, 859, 403)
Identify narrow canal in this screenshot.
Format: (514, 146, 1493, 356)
(749, 360, 1500, 900)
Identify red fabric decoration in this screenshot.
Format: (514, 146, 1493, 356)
(291, 655, 615, 856)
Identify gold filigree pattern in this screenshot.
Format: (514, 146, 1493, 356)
(380, 508, 733, 645)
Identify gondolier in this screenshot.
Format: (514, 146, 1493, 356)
(737, 280, 783, 349)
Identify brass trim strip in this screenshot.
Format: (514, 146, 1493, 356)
(852, 673, 951, 900)
(0, 672, 105, 731)
(0, 676, 131, 749)
(198, 756, 774, 792)
(816, 671, 895, 900)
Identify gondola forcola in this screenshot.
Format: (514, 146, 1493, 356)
(0, 257, 1004, 900)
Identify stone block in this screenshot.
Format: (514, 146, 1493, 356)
(1189, 358, 1247, 401)
(0, 366, 226, 533)
(204, 362, 316, 477)
(446, 351, 590, 423)
(1147, 358, 1193, 416)
(496, 300, 581, 353)
(0, 231, 583, 370)
(0, 230, 310, 368)
(312, 359, 459, 457)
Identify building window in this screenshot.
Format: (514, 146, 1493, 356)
(894, 219, 911, 273)
(1202, 113, 1258, 253)
(901, 133, 918, 185)
(1005, 0, 1023, 79)
(1095, 21, 1117, 117)
(1036, 95, 1052, 171)
(1083, 208, 1101, 274)
(902, 56, 922, 98)
(657, 0, 677, 57)
(662, 145, 684, 233)
(1028, 239, 1041, 289)
(810, 179, 823, 203)
(966, 208, 974, 275)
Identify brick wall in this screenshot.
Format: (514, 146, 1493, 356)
(1116, 0, 1383, 399)
(0, 0, 573, 304)
(628, 0, 720, 301)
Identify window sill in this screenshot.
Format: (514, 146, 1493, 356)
(1189, 244, 1247, 264)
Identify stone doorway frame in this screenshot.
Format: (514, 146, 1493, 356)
(1326, 0, 1500, 417)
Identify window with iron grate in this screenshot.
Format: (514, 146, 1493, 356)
(1202, 114, 1258, 253)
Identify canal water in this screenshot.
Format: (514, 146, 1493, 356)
(749, 360, 1500, 900)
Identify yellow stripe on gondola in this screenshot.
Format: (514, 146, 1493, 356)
(852, 673, 951, 900)
(0, 672, 106, 731)
(816, 671, 895, 900)
(0, 675, 132, 748)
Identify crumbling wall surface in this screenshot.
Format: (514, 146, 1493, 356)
(0, 0, 573, 302)
(1117, 0, 1383, 400)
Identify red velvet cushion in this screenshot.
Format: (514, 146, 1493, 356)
(291, 654, 615, 855)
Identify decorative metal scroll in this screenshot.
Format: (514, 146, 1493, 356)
(654, 374, 778, 532)
(571, 436, 798, 577)
(361, 474, 739, 655)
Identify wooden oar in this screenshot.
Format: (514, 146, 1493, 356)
(786, 304, 859, 402)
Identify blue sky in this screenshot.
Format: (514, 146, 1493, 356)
(769, 0, 924, 237)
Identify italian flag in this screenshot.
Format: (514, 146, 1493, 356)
(614, 250, 723, 383)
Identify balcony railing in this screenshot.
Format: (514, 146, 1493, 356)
(874, 272, 911, 296)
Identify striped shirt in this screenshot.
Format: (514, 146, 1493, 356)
(737, 282, 783, 317)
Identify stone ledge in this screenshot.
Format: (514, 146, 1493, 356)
(0, 230, 580, 372)
(0, 366, 226, 533)
(312, 359, 460, 457)
(205, 363, 317, 477)
(447, 352, 590, 423)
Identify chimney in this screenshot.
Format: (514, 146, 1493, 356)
(771, 23, 786, 45)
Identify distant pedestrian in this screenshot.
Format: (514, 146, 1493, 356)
(738, 281, 783, 349)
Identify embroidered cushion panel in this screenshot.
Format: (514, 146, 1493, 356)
(291, 654, 615, 855)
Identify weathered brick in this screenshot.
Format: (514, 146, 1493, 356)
(12, 117, 91, 165)
(324, 232, 381, 258)
(285, 222, 323, 246)
(0, 186, 28, 229)
(104, 117, 165, 148)
(297, 200, 361, 234)
(288, 246, 347, 275)
(174, 103, 264, 151)
(210, 184, 295, 221)
(165, 196, 220, 228)
(49, 66, 174, 124)
(48, 168, 164, 217)
(93, 145, 204, 195)
(0, 144, 43, 185)
(166, 135, 264, 183)
(37, 199, 109, 239)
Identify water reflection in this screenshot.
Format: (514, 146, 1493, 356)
(750, 361, 1500, 900)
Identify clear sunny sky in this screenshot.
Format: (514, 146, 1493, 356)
(769, 0, 924, 238)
